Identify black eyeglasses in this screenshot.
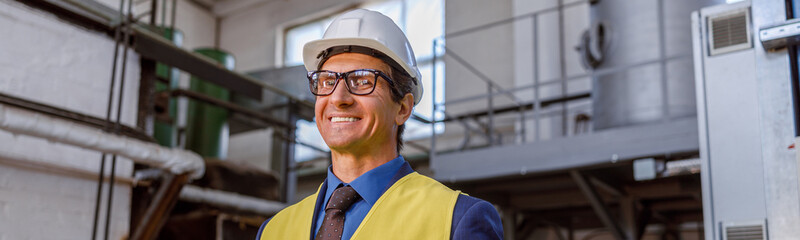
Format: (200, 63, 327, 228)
(307, 69, 394, 96)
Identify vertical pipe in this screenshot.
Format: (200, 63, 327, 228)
(283, 101, 297, 203)
(105, 0, 133, 238)
(487, 82, 494, 145)
(519, 106, 526, 143)
(169, 0, 176, 36)
(215, 214, 224, 240)
(92, 0, 125, 237)
(431, 39, 438, 159)
(658, 0, 669, 122)
(160, 0, 166, 26)
(558, 0, 568, 137)
(788, 0, 800, 137)
(214, 17, 221, 49)
(533, 15, 541, 142)
(149, 0, 157, 26)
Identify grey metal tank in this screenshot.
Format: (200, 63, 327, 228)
(580, 0, 725, 130)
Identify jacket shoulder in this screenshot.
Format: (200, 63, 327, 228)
(451, 195, 504, 240)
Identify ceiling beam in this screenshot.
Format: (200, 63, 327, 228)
(213, 0, 274, 17)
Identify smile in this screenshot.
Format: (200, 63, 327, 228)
(330, 117, 361, 122)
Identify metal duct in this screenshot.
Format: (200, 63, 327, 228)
(179, 185, 286, 216)
(586, 0, 726, 130)
(0, 104, 205, 179)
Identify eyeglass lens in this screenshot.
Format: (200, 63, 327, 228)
(309, 70, 378, 95)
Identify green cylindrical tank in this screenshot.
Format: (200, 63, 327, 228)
(185, 48, 234, 159)
(153, 27, 183, 147)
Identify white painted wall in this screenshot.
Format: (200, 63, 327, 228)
(219, 0, 361, 72)
(0, 0, 140, 239)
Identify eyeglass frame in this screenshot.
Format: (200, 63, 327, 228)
(306, 69, 395, 96)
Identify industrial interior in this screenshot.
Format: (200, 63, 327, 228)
(1, 0, 799, 239)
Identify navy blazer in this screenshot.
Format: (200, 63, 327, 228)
(256, 162, 504, 240)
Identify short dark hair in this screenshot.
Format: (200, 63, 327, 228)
(386, 67, 415, 153)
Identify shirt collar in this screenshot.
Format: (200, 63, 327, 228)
(324, 155, 406, 206)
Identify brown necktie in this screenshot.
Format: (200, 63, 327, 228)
(316, 186, 360, 240)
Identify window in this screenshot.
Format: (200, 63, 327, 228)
(285, 0, 445, 161)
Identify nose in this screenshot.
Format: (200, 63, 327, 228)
(329, 78, 354, 108)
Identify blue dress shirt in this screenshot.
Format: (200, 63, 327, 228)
(312, 156, 405, 240)
(256, 156, 503, 240)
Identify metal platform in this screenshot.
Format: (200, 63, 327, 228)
(432, 116, 699, 182)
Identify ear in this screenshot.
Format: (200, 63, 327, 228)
(395, 93, 414, 125)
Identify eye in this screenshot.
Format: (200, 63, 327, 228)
(323, 79, 336, 87)
(316, 73, 336, 87)
(348, 71, 375, 89)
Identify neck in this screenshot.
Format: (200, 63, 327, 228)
(330, 144, 397, 183)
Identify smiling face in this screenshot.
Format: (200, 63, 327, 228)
(315, 53, 411, 156)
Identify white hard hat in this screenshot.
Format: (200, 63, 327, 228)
(303, 9, 423, 106)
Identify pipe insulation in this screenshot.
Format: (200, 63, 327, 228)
(179, 185, 286, 216)
(0, 104, 205, 179)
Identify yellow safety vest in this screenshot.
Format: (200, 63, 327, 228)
(260, 172, 461, 240)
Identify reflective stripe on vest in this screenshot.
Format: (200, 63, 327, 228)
(260, 172, 460, 240)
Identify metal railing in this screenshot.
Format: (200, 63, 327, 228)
(429, 0, 692, 156)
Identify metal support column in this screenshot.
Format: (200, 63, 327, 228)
(502, 208, 516, 240)
(619, 197, 637, 240)
(282, 100, 298, 203)
(130, 173, 190, 240)
(570, 170, 628, 240)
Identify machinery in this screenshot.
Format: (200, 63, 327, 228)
(692, 1, 800, 239)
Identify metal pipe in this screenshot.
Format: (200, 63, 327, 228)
(0, 152, 135, 185)
(487, 82, 494, 145)
(431, 39, 438, 160)
(658, 0, 669, 122)
(169, 89, 290, 128)
(179, 185, 287, 216)
(104, 1, 134, 237)
(0, 92, 152, 142)
(130, 173, 189, 240)
(149, 0, 156, 26)
(533, 15, 541, 142)
(787, 1, 800, 137)
(558, 0, 568, 137)
(93, 0, 127, 235)
(0, 104, 205, 179)
(282, 101, 297, 203)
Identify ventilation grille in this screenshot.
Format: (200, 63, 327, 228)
(708, 9, 752, 56)
(723, 221, 766, 240)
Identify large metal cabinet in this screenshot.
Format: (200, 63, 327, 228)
(692, 1, 800, 239)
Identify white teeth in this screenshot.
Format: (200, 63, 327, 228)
(331, 117, 360, 122)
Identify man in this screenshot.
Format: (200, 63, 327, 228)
(257, 9, 503, 240)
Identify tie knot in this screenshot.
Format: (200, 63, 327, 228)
(326, 186, 360, 211)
